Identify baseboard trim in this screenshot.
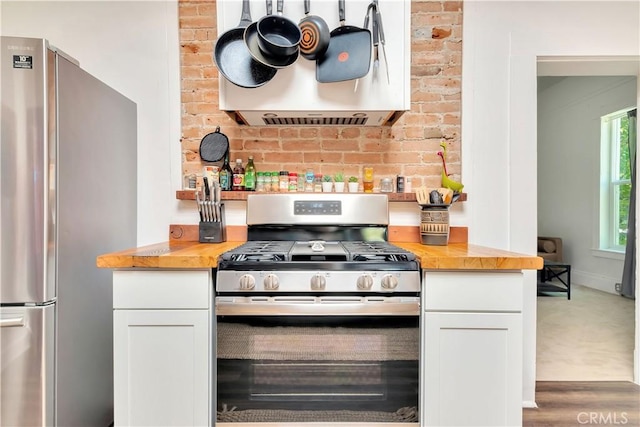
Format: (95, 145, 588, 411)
(522, 400, 538, 408)
(572, 269, 620, 295)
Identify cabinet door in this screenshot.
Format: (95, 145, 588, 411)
(422, 312, 522, 427)
(114, 310, 209, 427)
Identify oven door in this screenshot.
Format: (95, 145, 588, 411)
(214, 296, 420, 426)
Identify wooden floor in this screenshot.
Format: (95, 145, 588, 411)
(523, 381, 640, 426)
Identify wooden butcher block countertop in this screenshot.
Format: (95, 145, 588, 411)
(97, 241, 542, 271)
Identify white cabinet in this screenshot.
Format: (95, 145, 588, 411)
(112, 270, 212, 427)
(422, 271, 523, 427)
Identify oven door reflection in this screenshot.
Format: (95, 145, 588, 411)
(215, 315, 419, 424)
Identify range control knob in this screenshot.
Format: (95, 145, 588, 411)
(357, 274, 374, 290)
(263, 274, 280, 290)
(239, 274, 256, 290)
(310, 274, 326, 291)
(381, 274, 399, 290)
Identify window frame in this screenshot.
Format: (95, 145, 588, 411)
(599, 108, 633, 252)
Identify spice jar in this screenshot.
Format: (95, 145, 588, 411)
(279, 171, 289, 192)
(305, 169, 314, 192)
(313, 174, 323, 192)
(256, 172, 265, 192)
(404, 177, 412, 193)
(268, 172, 277, 192)
(288, 172, 298, 192)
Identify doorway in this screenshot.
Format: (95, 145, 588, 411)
(536, 63, 638, 381)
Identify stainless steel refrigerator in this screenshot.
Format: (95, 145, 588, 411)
(0, 36, 137, 426)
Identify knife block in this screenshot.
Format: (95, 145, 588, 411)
(199, 204, 226, 243)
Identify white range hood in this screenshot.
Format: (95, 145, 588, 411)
(216, 0, 411, 126)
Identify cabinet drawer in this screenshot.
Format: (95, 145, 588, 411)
(113, 270, 211, 309)
(423, 271, 523, 312)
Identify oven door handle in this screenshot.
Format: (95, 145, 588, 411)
(215, 296, 420, 316)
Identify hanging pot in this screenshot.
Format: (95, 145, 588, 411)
(256, 0, 302, 59)
(199, 127, 229, 162)
(245, 0, 299, 69)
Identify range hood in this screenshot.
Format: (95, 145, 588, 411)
(217, 0, 411, 126)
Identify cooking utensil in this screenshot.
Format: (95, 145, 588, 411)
(316, 0, 372, 83)
(374, 0, 390, 83)
(257, 0, 301, 59)
(199, 126, 229, 162)
(245, 0, 299, 69)
(214, 0, 277, 88)
(364, 2, 379, 80)
(298, 0, 330, 60)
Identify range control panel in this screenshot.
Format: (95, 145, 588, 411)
(294, 200, 342, 216)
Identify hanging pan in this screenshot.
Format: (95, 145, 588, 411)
(298, 0, 330, 60)
(214, 0, 277, 88)
(316, 0, 371, 83)
(199, 127, 229, 162)
(244, 0, 299, 69)
(256, 0, 302, 59)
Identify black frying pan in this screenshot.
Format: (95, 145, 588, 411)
(316, 0, 371, 83)
(299, 0, 330, 60)
(214, 0, 277, 88)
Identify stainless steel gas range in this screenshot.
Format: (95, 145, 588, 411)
(214, 194, 421, 426)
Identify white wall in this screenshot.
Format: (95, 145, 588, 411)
(538, 76, 636, 294)
(0, 0, 182, 245)
(463, 0, 640, 405)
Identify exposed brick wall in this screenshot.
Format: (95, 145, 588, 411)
(179, 0, 462, 188)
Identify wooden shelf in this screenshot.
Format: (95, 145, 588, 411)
(176, 190, 467, 203)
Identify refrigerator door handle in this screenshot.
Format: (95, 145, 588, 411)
(0, 317, 25, 327)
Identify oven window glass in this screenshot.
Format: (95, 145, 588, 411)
(216, 316, 419, 424)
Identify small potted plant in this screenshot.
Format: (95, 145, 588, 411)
(333, 172, 345, 192)
(347, 176, 359, 193)
(321, 174, 333, 192)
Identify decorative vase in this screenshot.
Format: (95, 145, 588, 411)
(348, 182, 359, 193)
(322, 182, 333, 192)
(334, 182, 345, 192)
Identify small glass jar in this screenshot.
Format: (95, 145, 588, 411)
(279, 171, 289, 192)
(313, 174, 323, 192)
(256, 172, 265, 192)
(271, 172, 279, 192)
(380, 177, 394, 193)
(288, 172, 298, 192)
(297, 171, 306, 192)
(305, 170, 314, 192)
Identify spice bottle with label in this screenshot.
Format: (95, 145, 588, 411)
(232, 159, 245, 191)
(270, 172, 279, 192)
(404, 177, 412, 193)
(288, 172, 298, 192)
(244, 156, 256, 191)
(279, 171, 289, 192)
(219, 152, 233, 191)
(256, 172, 266, 192)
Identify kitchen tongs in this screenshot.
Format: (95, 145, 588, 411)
(363, 0, 389, 84)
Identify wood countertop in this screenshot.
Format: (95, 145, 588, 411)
(97, 241, 542, 270)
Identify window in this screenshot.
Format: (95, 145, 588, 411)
(600, 108, 633, 252)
